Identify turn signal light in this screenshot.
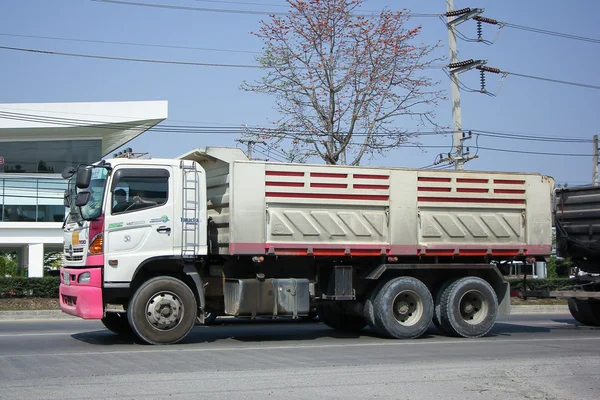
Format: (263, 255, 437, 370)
(89, 233, 103, 254)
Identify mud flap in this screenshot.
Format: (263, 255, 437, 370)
(183, 263, 206, 324)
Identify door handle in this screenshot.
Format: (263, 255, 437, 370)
(157, 226, 171, 233)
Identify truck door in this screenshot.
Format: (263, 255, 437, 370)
(103, 166, 175, 284)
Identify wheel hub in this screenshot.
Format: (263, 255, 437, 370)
(459, 291, 487, 325)
(146, 292, 182, 330)
(392, 290, 423, 326)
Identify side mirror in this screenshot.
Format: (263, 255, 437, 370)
(61, 166, 76, 180)
(76, 166, 92, 189)
(63, 189, 71, 208)
(75, 190, 91, 207)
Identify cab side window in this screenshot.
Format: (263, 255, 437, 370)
(111, 169, 169, 214)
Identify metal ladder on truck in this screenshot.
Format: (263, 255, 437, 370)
(180, 160, 199, 259)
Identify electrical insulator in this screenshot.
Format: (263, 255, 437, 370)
(473, 16, 499, 25)
(477, 65, 501, 74)
(477, 21, 483, 41)
(445, 8, 471, 17)
(480, 69, 486, 92)
(448, 59, 475, 69)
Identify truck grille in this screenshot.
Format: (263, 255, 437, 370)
(64, 246, 84, 262)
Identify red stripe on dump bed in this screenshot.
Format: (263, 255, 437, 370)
(310, 172, 347, 178)
(418, 187, 452, 192)
(418, 196, 525, 204)
(353, 174, 389, 180)
(311, 183, 347, 188)
(266, 171, 304, 177)
(266, 192, 389, 201)
(457, 188, 489, 193)
(494, 179, 525, 185)
(494, 189, 526, 194)
(456, 178, 488, 184)
(353, 184, 390, 190)
(265, 182, 304, 187)
(418, 177, 451, 182)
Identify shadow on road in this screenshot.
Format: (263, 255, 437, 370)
(70, 316, 597, 346)
(70, 319, 442, 346)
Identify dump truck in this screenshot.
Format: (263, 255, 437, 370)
(551, 185, 600, 326)
(59, 147, 554, 344)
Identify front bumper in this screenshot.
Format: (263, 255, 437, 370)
(59, 267, 103, 319)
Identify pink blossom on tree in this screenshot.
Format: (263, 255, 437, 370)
(242, 0, 445, 165)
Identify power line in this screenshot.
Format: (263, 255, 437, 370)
(91, 0, 441, 17)
(0, 33, 260, 54)
(503, 70, 600, 91)
(502, 22, 600, 45)
(0, 44, 445, 70)
(471, 129, 592, 143)
(0, 45, 268, 69)
(191, 0, 289, 8)
(2, 110, 595, 148)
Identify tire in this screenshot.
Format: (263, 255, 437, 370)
(370, 277, 434, 339)
(439, 277, 498, 338)
(568, 298, 600, 326)
(101, 313, 131, 335)
(318, 303, 367, 332)
(433, 279, 457, 335)
(128, 276, 198, 345)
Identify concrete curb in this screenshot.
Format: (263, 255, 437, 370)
(510, 305, 569, 314)
(0, 305, 570, 321)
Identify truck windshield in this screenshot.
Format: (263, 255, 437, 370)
(80, 167, 109, 220)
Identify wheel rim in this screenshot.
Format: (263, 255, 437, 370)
(392, 290, 423, 326)
(145, 291, 184, 331)
(459, 290, 488, 325)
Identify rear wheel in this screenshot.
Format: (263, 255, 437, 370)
(433, 279, 457, 335)
(369, 277, 433, 339)
(128, 276, 197, 345)
(101, 313, 131, 335)
(439, 277, 498, 338)
(568, 298, 600, 326)
(318, 303, 367, 332)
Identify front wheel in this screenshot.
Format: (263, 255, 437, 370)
(101, 313, 131, 335)
(128, 276, 197, 345)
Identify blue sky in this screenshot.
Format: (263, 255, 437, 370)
(1, 0, 599, 186)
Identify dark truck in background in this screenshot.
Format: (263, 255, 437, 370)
(553, 185, 600, 326)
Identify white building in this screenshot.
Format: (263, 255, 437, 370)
(0, 101, 168, 277)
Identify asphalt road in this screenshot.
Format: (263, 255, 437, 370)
(1, 314, 599, 399)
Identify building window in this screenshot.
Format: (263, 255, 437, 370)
(0, 139, 101, 174)
(1, 177, 68, 222)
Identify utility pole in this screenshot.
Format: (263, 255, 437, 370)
(593, 134, 598, 186)
(237, 138, 265, 160)
(447, 0, 463, 170)
(445, 2, 483, 170)
(238, 125, 266, 160)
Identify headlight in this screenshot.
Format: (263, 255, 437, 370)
(78, 272, 91, 284)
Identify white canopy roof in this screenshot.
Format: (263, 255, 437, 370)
(0, 100, 168, 156)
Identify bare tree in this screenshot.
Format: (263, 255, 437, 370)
(242, 0, 445, 165)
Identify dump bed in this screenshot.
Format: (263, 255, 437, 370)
(183, 147, 554, 259)
(555, 185, 600, 273)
